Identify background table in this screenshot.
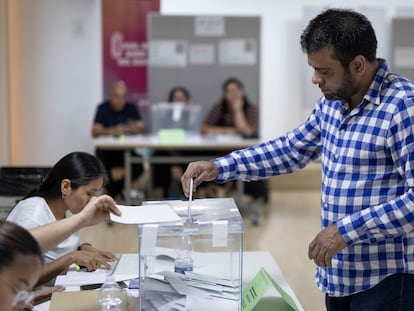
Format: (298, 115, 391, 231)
(94, 134, 261, 203)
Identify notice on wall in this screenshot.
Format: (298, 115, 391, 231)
(102, 0, 160, 106)
(149, 40, 187, 67)
(219, 38, 257, 66)
(394, 47, 414, 68)
(189, 43, 215, 65)
(110, 31, 148, 67)
(194, 16, 225, 37)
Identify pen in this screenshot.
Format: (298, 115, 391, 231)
(188, 178, 193, 219)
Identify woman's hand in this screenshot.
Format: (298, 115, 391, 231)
(80, 244, 117, 262)
(15, 287, 65, 310)
(30, 196, 120, 254)
(34, 286, 65, 305)
(72, 250, 115, 271)
(230, 99, 243, 112)
(79, 195, 121, 227)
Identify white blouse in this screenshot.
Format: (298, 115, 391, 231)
(7, 196, 80, 263)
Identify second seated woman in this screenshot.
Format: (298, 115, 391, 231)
(152, 86, 192, 199)
(200, 78, 268, 204)
(202, 77, 258, 138)
(7, 152, 118, 285)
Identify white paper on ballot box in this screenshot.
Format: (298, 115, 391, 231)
(110, 204, 181, 224)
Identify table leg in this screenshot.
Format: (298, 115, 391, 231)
(236, 180, 245, 197)
(124, 150, 132, 205)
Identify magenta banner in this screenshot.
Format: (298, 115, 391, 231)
(102, 0, 160, 111)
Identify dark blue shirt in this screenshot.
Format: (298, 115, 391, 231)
(93, 101, 141, 127)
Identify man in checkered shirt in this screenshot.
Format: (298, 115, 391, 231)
(181, 8, 414, 310)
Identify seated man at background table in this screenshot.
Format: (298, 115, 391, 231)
(92, 80, 146, 200)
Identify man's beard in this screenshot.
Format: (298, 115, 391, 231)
(323, 72, 358, 103)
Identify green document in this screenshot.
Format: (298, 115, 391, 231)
(241, 267, 300, 311)
(158, 128, 185, 144)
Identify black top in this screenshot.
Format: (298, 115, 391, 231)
(93, 101, 141, 128)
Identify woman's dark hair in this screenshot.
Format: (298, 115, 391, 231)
(0, 220, 43, 271)
(300, 8, 377, 68)
(168, 86, 191, 103)
(27, 152, 107, 199)
(220, 77, 250, 116)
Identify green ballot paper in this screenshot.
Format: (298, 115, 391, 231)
(158, 128, 185, 144)
(242, 267, 300, 311)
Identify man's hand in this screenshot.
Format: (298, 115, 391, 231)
(79, 195, 121, 227)
(181, 161, 219, 197)
(113, 124, 126, 136)
(308, 223, 347, 267)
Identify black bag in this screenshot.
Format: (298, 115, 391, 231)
(0, 167, 51, 196)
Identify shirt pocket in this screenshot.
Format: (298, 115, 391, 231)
(338, 135, 388, 174)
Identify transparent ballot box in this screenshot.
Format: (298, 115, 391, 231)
(138, 198, 244, 311)
(150, 102, 202, 135)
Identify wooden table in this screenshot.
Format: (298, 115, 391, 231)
(49, 251, 304, 311)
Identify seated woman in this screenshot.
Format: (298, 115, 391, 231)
(152, 87, 192, 199)
(201, 78, 268, 203)
(168, 86, 192, 105)
(7, 152, 119, 285)
(202, 77, 258, 137)
(0, 220, 43, 311)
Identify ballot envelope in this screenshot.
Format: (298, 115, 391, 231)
(138, 198, 244, 311)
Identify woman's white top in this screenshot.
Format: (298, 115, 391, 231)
(7, 196, 80, 263)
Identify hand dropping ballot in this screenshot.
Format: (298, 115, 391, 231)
(110, 204, 181, 225)
(185, 178, 196, 224)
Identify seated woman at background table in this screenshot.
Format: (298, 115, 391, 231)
(168, 86, 192, 105)
(152, 86, 192, 198)
(202, 77, 258, 138)
(7, 152, 120, 286)
(200, 78, 268, 203)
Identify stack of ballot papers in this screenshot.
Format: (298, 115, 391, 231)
(140, 271, 241, 311)
(55, 254, 139, 287)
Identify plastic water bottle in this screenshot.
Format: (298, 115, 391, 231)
(98, 275, 123, 310)
(174, 233, 193, 274)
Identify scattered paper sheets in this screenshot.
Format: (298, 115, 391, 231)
(110, 204, 181, 224)
(140, 271, 241, 310)
(55, 254, 138, 287)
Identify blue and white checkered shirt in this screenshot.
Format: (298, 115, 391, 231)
(213, 60, 414, 296)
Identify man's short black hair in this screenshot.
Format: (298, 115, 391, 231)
(300, 8, 377, 68)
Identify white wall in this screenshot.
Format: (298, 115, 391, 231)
(4, 0, 414, 165)
(161, 0, 414, 140)
(8, 0, 102, 165)
(0, 0, 9, 166)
